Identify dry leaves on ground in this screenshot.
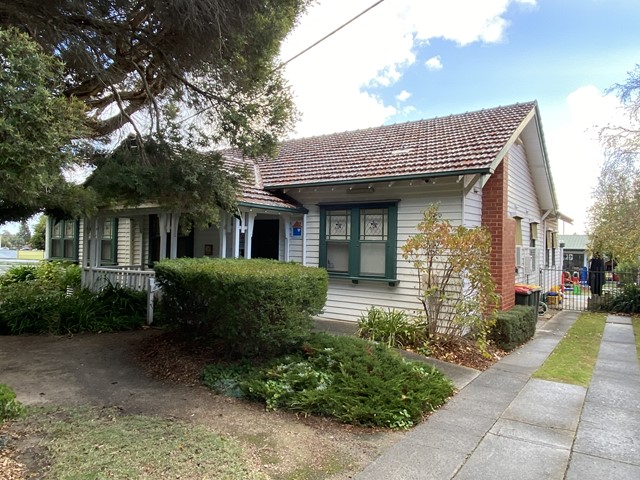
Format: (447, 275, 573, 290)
(427, 335, 506, 371)
(0, 426, 26, 480)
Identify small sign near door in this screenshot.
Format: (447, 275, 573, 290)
(204, 244, 213, 256)
(292, 220, 302, 238)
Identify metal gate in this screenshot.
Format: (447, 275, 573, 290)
(538, 268, 632, 312)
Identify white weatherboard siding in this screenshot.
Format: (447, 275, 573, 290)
(508, 144, 544, 286)
(287, 177, 465, 323)
(116, 218, 131, 265)
(463, 176, 483, 227)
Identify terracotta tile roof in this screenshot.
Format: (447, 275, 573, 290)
(257, 102, 537, 188)
(223, 151, 306, 212)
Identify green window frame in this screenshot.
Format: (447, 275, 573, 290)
(99, 218, 118, 265)
(49, 218, 79, 262)
(319, 202, 398, 285)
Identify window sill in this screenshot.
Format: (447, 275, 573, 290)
(328, 274, 398, 287)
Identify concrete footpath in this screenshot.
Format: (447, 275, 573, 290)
(354, 311, 640, 480)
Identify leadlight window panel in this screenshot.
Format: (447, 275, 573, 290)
(326, 210, 350, 240)
(360, 209, 387, 241)
(103, 219, 112, 239)
(52, 222, 62, 238)
(64, 221, 75, 238)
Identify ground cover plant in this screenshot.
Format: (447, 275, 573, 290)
(533, 312, 606, 387)
(8, 406, 267, 480)
(203, 333, 454, 430)
(0, 261, 146, 334)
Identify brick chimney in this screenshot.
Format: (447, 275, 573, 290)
(482, 159, 516, 310)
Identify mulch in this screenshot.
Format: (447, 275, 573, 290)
(426, 335, 506, 371)
(0, 425, 26, 480)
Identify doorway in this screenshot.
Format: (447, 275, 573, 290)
(251, 219, 280, 260)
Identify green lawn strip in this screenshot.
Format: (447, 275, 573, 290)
(533, 312, 606, 387)
(633, 316, 640, 363)
(27, 406, 266, 480)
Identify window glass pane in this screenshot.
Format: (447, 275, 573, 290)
(51, 239, 62, 258)
(64, 221, 75, 238)
(63, 239, 74, 258)
(326, 242, 349, 273)
(326, 210, 350, 240)
(360, 243, 386, 276)
(101, 240, 112, 261)
(360, 209, 387, 241)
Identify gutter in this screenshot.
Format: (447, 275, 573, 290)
(262, 167, 491, 191)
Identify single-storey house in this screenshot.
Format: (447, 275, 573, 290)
(559, 234, 589, 272)
(45, 101, 569, 322)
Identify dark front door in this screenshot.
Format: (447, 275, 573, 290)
(251, 219, 279, 260)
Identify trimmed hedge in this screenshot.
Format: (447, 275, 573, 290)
(489, 305, 536, 351)
(155, 258, 328, 357)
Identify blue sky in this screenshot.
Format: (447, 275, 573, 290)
(280, 0, 640, 233)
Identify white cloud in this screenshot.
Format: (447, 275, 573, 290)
(280, 0, 536, 137)
(396, 90, 412, 102)
(425, 55, 443, 71)
(546, 86, 623, 234)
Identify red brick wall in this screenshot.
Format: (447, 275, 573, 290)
(482, 159, 516, 310)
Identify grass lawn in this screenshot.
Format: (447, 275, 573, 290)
(16, 250, 44, 260)
(18, 406, 266, 480)
(533, 312, 606, 387)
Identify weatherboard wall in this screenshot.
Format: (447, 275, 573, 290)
(285, 177, 466, 323)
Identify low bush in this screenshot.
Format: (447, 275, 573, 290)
(0, 261, 81, 291)
(599, 284, 640, 314)
(203, 333, 454, 429)
(155, 258, 328, 357)
(357, 306, 427, 350)
(0, 384, 26, 424)
(489, 305, 536, 351)
(0, 260, 146, 334)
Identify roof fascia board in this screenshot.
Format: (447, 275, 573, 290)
(263, 168, 490, 190)
(532, 103, 559, 213)
(237, 201, 308, 214)
(488, 105, 537, 174)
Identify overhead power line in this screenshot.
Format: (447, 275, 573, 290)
(276, 0, 386, 69)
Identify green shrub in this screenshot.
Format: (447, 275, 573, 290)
(0, 276, 145, 335)
(599, 284, 640, 314)
(0, 384, 26, 424)
(203, 333, 454, 429)
(155, 258, 328, 357)
(357, 306, 427, 350)
(489, 305, 536, 351)
(0, 264, 37, 285)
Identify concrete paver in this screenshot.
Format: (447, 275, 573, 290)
(356, 310, 640, 479)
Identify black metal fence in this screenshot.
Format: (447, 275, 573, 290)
(537, 268, 637, 312)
